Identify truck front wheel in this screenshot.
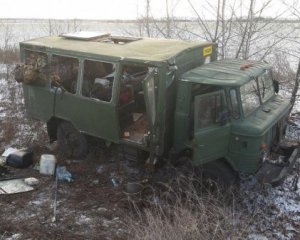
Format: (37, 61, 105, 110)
(196, 159, 238, 188)
(57, 121, 88, 158)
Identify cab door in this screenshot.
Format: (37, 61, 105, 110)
(142, 69, 158, 161)
(193, 90, 230, 165)
(143, 69, 157, 131)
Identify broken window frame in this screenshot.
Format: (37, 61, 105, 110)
(21, 49, 49, 86)
(81, 58, 116, 103)
(50, 54, 79, 94)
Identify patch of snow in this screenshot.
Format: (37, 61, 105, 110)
(0, 64, 7, 74)
(247, 234, 268, 240)
(242, 163, 300, 240)
(5, 233, 23, 240)
(76, 214, 92, 225)
(97, 207, 108, 212)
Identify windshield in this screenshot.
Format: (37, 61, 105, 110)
(240, 69, 275, 116)
(240, 79, 260, 116)
(258, 69, 274, 103)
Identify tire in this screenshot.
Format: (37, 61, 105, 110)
(57, 121, 88, 158)
(196, 159, 238, 188)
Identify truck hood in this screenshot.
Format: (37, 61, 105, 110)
(232, 95, 290, 137)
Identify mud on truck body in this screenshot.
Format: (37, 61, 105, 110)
(16, 32, 298, 186)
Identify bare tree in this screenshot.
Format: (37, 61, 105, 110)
(146, 0, 151, 37)
(290, 60, 300, 111)
(46, 19, 82, 36)
(186, 0, 293, 61)
(165, 0, 171, 38)
(0, 20, 22, 104)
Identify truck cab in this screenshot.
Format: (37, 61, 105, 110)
(174, 59, 297, 184)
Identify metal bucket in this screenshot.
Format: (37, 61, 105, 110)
(123, 182, 144, 204)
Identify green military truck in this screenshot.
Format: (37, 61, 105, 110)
(16, 32, 298, 185)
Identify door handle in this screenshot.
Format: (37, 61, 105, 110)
(193, 141, 204, 147)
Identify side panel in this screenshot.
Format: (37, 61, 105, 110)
(174, 43, 218, 76)
(173, 81, 192, 150)
(228, 134, 261, 173)
(23, 84, 54, 121)
(54, 92, 119, 142)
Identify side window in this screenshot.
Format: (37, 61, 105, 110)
(15, 50, 48, 85)
(240, 79, 260, 116)
(82, 60, 115, 102)
(229, 89, 240, 119)
(119, 65, 148, 105)
(197, 93, 224, 128)
(50, 55, 79, 94)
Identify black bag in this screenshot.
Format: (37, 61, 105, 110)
(6, 150, 33, 168)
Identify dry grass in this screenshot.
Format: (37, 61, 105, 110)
(0, 121, 16, 147)
(126, 175, 252, 240)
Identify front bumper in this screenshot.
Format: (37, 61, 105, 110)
(256, 147, 299, 186)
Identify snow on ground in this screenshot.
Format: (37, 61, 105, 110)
(0, 64, 7, 74)
(0, 64, 47, 149)
(242, 118, 300, 240)
(242, 170, 300, 239)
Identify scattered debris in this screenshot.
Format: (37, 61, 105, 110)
(92, 179, 99, 185)
(110, 176, 119, 187)
(0, 178, 34, 194)
(123, 182, 143, 204)
(39, 154, 56, 175)
(123, 131, 130, 138)
(96, 164, 105, 174)
(2, 147, 18, 157)
(133, 113, 143, 122)
(24, 177, 39, 186)
(6, 149, 33, 168)
(56, 166, 73, 182)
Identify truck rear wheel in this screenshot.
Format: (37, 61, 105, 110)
(57, 121, 88, 158)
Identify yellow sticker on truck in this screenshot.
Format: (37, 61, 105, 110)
(203, 45, 212, 57)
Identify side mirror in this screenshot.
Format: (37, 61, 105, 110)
(273, 80, 279, 93)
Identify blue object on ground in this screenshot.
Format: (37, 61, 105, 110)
(56, 166, 73, 182)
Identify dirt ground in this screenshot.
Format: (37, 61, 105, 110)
(0, 144, 138, 240)
(1, 130, 300, 240)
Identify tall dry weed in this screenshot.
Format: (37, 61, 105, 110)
(127, 174, 253, 240)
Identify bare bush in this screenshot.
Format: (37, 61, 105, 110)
(0, 48, 19, 64)
(272, 51, 296, 93)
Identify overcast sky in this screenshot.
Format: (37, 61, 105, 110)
(0, 0, 297, 20)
